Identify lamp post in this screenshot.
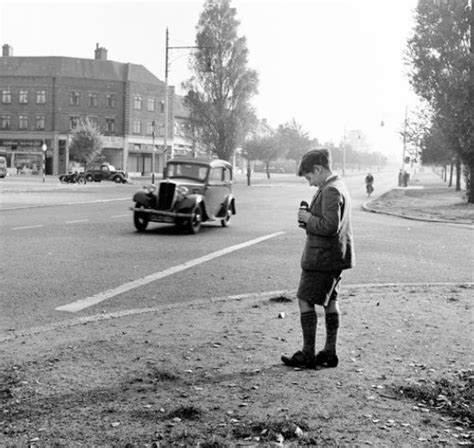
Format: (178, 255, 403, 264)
(151, 121, 156, 184)
(164, 27, 207, 161)
(41, 142, 47, 183)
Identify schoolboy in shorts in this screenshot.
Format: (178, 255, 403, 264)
(282, 149, 355, 369)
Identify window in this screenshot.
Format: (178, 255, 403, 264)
(210, 167, 224, 182)
(2, 90, 11, 104)
(36, 90, 46, 104)
(88, 116, 98, 128)
(70, 91, 80, 106)
(105, 118, 115, 133)
(106, 94, 116, 108)
(69, 116, 80, 130)
(146, 121, 155, 135)
(147, 98, 155, 111)
(35, 115, 45, 130)
(88, 93, 98, 107)
(19, 90, 29, 104)
(133, 95, 142, 110)
(19, 115, 28, 130)
(133, 120, 142, 134)
(0, 115, 11, 129)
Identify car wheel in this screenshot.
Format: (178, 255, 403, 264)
(133, 203, 149, 232)
(114, 176, 122, 183)
(221, 207, 231, 227)
(187, 204, 202, 234)
(77, 176, 86, 185)
(86, 174, 93, 182)
(59, 176, 66, 184)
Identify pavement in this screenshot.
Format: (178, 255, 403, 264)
(1, 169, 473, 446)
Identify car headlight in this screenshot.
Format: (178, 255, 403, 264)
(176, 185, 189, 196)
(143, 184, 157, 193)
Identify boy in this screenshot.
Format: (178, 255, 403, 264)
(282, 149, 355, 369)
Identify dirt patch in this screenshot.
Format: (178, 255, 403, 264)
(1, 284, 472, 447)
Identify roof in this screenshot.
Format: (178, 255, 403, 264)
(0, 56, 164, 85)
(169, 157, 232, 168)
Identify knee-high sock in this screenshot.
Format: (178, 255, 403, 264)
(300, 310, 317, 357)
(324, 312, 340, 354)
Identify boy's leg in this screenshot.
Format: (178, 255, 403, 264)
(299, 299, 317, 360)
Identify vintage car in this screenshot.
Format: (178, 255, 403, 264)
(85, 163, 128, 183)
(130, 158, 236, 234)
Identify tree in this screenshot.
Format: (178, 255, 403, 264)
(275, 120, 315, 171)
(183, 0, 259, 161)
(242, 135, 279, 184)
(406, 0, 473, 201)
(69, 118, 103, 169)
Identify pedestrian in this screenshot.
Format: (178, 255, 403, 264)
(282, 148, 355, 369)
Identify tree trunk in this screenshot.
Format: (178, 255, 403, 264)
(449, 160, 454, 187)
(265, 161, 271, 179)
(246, 159, 251, 187)
(443, 165, 447, 182)
(455, 158, 461, 192)
(467, 160, 474, 203)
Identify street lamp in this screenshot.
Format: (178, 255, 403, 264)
(41, 142, 47, 183)
(163, 27, 207, 160)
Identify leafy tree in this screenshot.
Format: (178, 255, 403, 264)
(183, 0, 259, 161)
(69, 118, 103, 169)
(242, 135, 280, 184)
(406, 0, 472, 201)
(275, 120, 315, 171)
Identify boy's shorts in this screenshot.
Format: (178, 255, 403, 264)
(297, 269, 342, 307)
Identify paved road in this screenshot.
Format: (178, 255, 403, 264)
(1, 171, 472, 334)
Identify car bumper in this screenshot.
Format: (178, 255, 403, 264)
(130, 207, 193, 221)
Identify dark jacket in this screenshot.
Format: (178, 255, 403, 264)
(301, 174, 355, 271)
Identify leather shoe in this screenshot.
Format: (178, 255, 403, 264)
(315, 350, 339, 368)
(281, 350, 316, 369)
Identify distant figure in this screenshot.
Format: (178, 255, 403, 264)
(365, 172, 374, 197)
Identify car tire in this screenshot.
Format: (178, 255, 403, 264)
(221, 207, 231, 227)
(187, 204, 202, 234)
(59, 176, 66, 184)
(77, 176, 86, 185)
(134, 203, 149, 232)
(85, 174, 94, 182)
(113, 176, 122, 183)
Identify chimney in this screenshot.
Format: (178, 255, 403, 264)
(2, 44, 13, 57)
(94, 43, 107, 61)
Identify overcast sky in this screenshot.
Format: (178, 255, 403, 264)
(0, 0, 419, 160)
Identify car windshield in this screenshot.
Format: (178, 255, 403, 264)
(167, 163, 208, 182)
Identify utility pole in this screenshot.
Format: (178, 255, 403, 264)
(151, 120, 156, 184)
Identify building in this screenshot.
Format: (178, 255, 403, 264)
(0, 43, 194, 176)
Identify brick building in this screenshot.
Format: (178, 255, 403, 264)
(0, 43, 194, 176)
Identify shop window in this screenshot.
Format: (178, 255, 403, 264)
(147, 98, 155, 111)
(88, 93, 98, 107)
(70, 91, 80, 106)
(19, 115, 29, 130)
(105, 118, 115, 132)
(36, 90, 46, 104)
(2, 90, 11, 104)
(0, 115, 11, 129)
(36, 115, 45, 130)
(19, 90, 29, 104)
(106, 94, 116, 108)
(133, 120, 142, 134)
(133, 95, 142, 110)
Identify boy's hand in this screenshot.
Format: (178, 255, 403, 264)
(297, 209, 311, 224)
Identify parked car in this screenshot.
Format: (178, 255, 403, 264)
(85, 163, 128, 183)
(130, 157, 236, 234)
(58, 171, 87, 184)
(0, 156, 7, 178)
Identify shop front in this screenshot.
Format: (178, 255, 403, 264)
(0, 138, 53, 175)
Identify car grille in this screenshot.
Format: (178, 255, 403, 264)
(158, 182, 176, 210)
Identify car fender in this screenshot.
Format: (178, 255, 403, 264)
(132, 190, 154, 208)
(175, 195, 208, 218)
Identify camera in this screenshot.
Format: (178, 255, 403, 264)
(298, 201, 309, 228)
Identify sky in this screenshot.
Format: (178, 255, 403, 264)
(0, 0, 420, 161)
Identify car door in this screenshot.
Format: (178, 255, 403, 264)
(206, 166, 231, 217)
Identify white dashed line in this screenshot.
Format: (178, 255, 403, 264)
(111, 214, 129, 219)
(65, 219, 90, 224)
(11, 225, 44, 230)
(56, 231, 286, 313)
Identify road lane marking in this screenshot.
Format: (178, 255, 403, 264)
(65, 219, 90, 224)
(111, 214, 129, 218)
(56, 231, 286, 313)
(12, 225, 44, 230)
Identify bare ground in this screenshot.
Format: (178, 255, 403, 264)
(1, 284, 472, 447)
